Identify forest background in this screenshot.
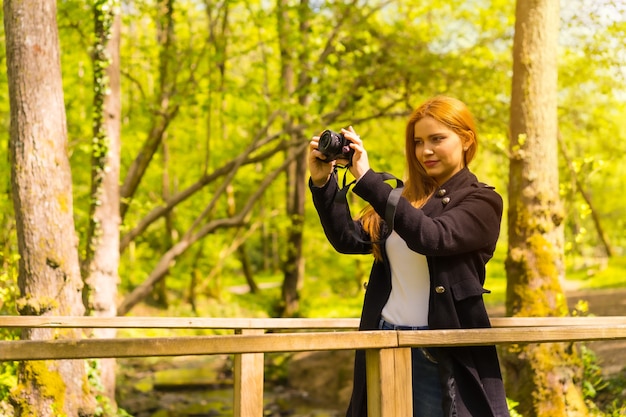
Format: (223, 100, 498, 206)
(1, 0, 626, 416)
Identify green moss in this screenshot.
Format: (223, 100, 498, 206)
(504, 192, 588, 415)
(506, 238, 565, 317)
(510, 199, 530, 238)
(10, 361, 67, 417)
(15, 296, 59, 316)
(506, 197, 568, 318)
(505, 342, 588, 417)
(526, 234, 556, 280)
(57, 193, 70, 214)
(26, 362, 66, 408)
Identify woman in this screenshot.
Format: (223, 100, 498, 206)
(308, 96, 510, 417)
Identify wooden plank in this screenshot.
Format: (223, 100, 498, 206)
(2, 316, 626, 330)
(234, 329, 264, 417)
(1, 326, 626, 362)
(1, 319, 626, 362)
(366, 348, 413, 417)
(398, 325, 626, 348)
(0, 316, 361, 329)
(0, 331, 398, 361)
(490, 316, 626, 327)
(391, 348, 412, 417)
(365, 348, 386, 417)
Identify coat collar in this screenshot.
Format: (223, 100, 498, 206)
(435, 167, 478, 192)
(422, 167, 479, 214)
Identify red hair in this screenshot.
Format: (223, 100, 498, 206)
(361, 95, 479, 260)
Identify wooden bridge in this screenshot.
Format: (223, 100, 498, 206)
(1, 316, 626, 417)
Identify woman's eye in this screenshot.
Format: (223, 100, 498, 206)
(433, 135, 445, 142)
(413, 138, 423, 145)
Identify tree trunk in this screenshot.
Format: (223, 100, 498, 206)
(119, 0, 178, 220)
(155, 134, 172, 309)
(149, 0, 179, 308)
(503, 1, 589, 415)
(278, 0, 311, 317)
(4, 1, 94, 415)
(83, 1, 122, 407)
(227, 185, 259, 294)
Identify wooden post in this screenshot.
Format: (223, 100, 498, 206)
(366, 347, 412, 417)
(233, 329, 264, 417)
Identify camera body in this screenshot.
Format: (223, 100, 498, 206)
(318, 129, 354, 162)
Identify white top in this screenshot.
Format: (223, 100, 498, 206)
(381, 231, 430, 327)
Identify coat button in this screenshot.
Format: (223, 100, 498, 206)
(437, 189, 447, 197)
(442, 197, 450, 205)
(435, 286, 446, 294)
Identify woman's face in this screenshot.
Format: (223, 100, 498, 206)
(413, 116, 467, 185)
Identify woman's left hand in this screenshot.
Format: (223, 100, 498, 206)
(340, 126, 370, 181)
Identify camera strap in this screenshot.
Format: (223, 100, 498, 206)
(334, 167, 404, 245)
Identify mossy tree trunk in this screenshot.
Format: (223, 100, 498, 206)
(503, 1, 589, 416)
(83, 0, 122, 408)
(4, 1, 95, 415)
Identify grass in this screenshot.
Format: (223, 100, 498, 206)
(566, 254, 626, 290)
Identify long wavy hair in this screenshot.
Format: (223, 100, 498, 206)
(360, 95, 479, 260)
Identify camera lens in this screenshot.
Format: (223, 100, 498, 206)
(319, 130, 338, 152)
(317, 129, 354, 162)
(318, 130, 343, 161)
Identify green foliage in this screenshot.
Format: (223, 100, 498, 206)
(0, 0, 624, 381)
(0, 361, 16, 411)
(598, 373, 626, 416)
(38, 0, 624, 321)
(0, 252, 19, 406)
(568, 297, 626, 417)
(298, 251, 370, 318)
(507, 397, 523, 417)
(559, 1, 626, 258)
(87, 360, 132, 417)
(567, 255, 626, 290)
(484, 242, 508, 307)
(580, 345, 609, 401)
(579, 344, 626, 416)
(0, 0, 620, 414)
(264, 353, 291, 386)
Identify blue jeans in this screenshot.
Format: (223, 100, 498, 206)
(378, 319, 445, 417)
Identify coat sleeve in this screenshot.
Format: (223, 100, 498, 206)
(309, 174, 373, 255)
(352, 169, 503, 257)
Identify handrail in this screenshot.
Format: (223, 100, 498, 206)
(1, 323, 626, 361)
(0, 331, 398, 360)
(0, 316, 361, 329)
(1, 315, 625, 329)
(2, 316, 626, 417)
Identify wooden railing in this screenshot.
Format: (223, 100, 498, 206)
(1, 316, 626, 417)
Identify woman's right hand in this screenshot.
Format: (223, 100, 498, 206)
(308, 134, 334, 187)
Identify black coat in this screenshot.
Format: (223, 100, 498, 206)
(310, 167, 510, 417)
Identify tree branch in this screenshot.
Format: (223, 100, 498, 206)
(117, 141, 308, 315)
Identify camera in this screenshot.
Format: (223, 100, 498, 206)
(317, 129, 354, 162)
